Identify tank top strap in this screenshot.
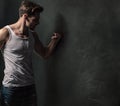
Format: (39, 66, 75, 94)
(4, 25, 13, 41)
(4, 25, 12, 34)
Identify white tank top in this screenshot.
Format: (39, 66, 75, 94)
(1, 25, 35, 87)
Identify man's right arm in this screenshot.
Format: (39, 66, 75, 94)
(0, 28, 9, 49)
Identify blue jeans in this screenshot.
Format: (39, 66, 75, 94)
(0, 84, 37, 106)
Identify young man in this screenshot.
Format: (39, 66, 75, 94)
(0, 0, 61, 106)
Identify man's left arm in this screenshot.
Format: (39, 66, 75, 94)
(31, 31, 61, 59)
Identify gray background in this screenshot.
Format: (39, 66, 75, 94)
(0, 0, 120, 106)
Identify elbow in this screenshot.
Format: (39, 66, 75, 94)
(37, 50, 50, 60)
(43, 53, 51, 59)
(34, 47, 51, 60)
(42, 48, 52, 59)
(41, 54, 48, 59)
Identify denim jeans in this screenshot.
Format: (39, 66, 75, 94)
(0, 84, 37, 106)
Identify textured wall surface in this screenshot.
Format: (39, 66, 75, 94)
(0, 0, 120, 106)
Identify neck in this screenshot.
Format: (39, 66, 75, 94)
(14, 17, 29, 34)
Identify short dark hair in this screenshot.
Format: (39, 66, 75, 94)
(19, 0, 43, 17)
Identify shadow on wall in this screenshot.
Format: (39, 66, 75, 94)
(43, 1, 120, 106)
(44, 13, 68, 106)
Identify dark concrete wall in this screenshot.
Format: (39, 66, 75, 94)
(0, 0, 120, 106)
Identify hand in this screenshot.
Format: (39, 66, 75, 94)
(19, 14, 27, 34)
(51, 33, 61, 41)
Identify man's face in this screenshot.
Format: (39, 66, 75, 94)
(26, 13, 40, 30)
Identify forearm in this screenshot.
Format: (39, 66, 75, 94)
(45, 38, 60, 58)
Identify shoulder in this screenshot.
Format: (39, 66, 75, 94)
(0, 27, 9, 38)
(0, 26, 9, 43)
(0, 27, 9, 34)
(0, 27, 9, 48)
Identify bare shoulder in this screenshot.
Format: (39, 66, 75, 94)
(0, 27, 9, 35)
(0, 27, 9, 39)
(0, 27, 9, 48)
